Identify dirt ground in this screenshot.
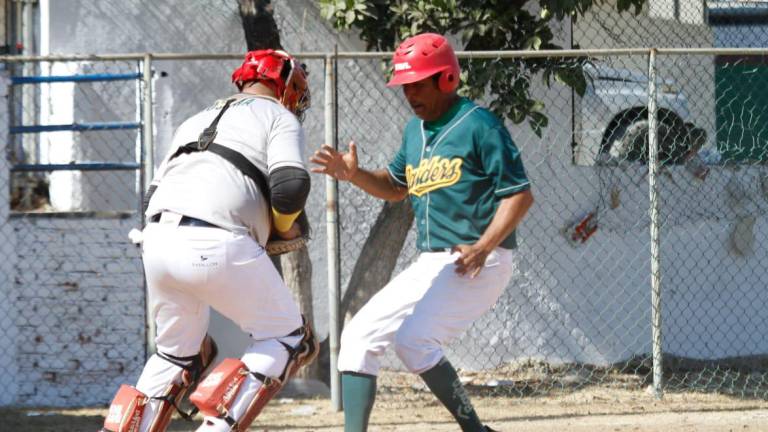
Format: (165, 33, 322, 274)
(3, 387, 767, 432)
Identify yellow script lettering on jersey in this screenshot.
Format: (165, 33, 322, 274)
(405, 156, 463, 197)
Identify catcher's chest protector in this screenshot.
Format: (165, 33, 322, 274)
(103, 385, 147, 432)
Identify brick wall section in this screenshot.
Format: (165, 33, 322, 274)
(11, 214, 146, 407)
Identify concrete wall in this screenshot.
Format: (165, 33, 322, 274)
(9, 214, 145, 406)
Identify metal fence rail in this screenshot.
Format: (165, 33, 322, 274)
(0, 48, 766, 409)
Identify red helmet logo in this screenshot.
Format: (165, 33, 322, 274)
(231, 49, 311, 121)
(387, 33, 460, 93)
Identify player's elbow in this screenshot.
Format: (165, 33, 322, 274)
(269, 167, 311, 213)
(518, 189, 534, 213)
(521, 188, 534, 206)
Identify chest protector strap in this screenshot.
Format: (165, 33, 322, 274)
(167, 98, 271, 206)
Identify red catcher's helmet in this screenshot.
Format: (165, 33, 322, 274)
(386, 33, 460, 93)
(231, 49, 311, 121)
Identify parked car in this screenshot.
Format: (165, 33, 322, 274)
(573, 63, 706, 166)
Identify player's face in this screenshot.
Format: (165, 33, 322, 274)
(402, 76, 451, 121)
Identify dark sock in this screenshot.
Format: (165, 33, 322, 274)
(341, 371, 377, 432)
(420, 357, 484, 432)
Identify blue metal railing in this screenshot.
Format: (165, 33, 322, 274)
(10, 71, 143, 174)
(11, 72, 142, 84)
(10, 121, 141, 134)
(12, 162, 141, 172)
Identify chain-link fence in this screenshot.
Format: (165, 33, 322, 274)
(657, 49, 768, 398)
(1, 47, 767, 409)
(331, 49, 768, 405)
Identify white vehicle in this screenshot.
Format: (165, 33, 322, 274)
(573, 63, 706, 166)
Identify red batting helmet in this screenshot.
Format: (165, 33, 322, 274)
(387, 33, 460, 93)
(232, 49, 311, 121)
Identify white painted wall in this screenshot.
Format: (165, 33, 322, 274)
(649, 0, 706, 24)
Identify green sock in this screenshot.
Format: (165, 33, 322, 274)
(420, 357, 485, 432)
(342, 371, 377, 432)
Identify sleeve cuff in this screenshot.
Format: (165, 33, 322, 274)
(272, 208, 301, 232)
(268, 161, 307, 173)
(495, 182, 530, 197)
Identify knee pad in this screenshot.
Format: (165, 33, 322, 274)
(282, 316, 319, 380)
(101, 334, 218, 432)
(189, 317, 319, 431)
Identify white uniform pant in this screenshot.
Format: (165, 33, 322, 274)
(337, 248, 515, 376)
(134, 213, 302, 431)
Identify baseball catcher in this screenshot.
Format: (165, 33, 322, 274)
(101, 49, 318, 432)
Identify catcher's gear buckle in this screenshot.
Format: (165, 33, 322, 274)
(197, 127, 217, 150)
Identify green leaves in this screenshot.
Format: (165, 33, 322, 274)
(318, 0, 647, 133)
(554, 64, 588, 96)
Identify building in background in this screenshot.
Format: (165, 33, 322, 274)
(710, 1, 768, 162)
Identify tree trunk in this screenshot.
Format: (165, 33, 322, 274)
(280, 247, 320, 379)
(238, 0, 282, 51)
(238, 0, 318, 380)
(341, 200, 414, 322)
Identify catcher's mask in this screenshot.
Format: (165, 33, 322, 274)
(232, 49, 311, 122)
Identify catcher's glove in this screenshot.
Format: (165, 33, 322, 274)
(265, 211, 311, 256)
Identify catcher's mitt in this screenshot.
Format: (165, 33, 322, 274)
(265, 211, 311, 256)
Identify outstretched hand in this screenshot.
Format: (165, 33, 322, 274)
(310, 141, 359, 181)
(451, 244, 490, 278)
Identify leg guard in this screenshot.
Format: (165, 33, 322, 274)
(148, 333, 219, 430)
(102, 334, 218, 432)
(237, 319, 318, 429)
(191, 317, 319, 431)
(102, 385, 148, 432)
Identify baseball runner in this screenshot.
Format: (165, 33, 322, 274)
(311, 33, 534, 432)
(101, 49, 318, 432)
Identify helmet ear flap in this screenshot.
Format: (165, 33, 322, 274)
(438, 70, 458, 93)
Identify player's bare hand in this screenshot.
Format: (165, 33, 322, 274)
(275, 221, 302, 240)
(451, 244, 490, 278)
(310, 141, 359, 181)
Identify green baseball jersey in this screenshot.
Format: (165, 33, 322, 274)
(387, 97, 530, 251)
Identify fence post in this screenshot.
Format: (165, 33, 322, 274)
(141, 53, 154, 191)
(325, 50, 342, 412)
(647, 48, 664, 400)
(141, 53, 156, 359)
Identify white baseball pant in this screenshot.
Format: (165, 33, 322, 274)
(337, 247, 515, 375)
(134, 211, 302, 431)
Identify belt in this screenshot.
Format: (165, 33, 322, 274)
(148, 213, 221, 229)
